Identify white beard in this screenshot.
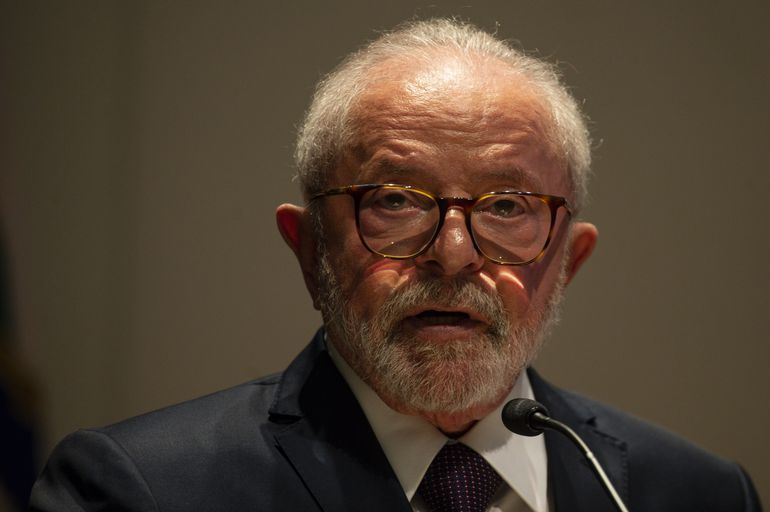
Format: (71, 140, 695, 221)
(315, 245, 567, 414)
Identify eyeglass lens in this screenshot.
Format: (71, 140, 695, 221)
(357, 186, 553, 264)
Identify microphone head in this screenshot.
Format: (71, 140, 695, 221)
(502, 398, 551, 437)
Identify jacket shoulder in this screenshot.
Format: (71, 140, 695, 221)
(545, 380, 761, 510)
(558, 386, 731, 467)
(30, 373, 312, 511)
(103, 373, 282, 442)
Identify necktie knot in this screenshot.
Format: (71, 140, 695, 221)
(416, 442, 503, 512)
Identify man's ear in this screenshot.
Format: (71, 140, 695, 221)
(564, 221, 598, 285)
(276, 203, 321, 310)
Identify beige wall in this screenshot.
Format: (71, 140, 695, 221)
(2, 1, 767, 504)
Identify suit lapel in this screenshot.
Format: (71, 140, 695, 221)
(269, 336, 629, 512)
(270, 331, 411, 512)
(529, 369, 629, 512)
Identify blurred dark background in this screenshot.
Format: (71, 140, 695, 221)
(1, 1, 767, 508)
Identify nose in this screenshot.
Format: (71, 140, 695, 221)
(414, 208, 485, 276)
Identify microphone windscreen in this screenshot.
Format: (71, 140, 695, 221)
(502, 398, 550, 436)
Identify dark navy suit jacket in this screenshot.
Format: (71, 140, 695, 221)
(30, 329, 761, 511)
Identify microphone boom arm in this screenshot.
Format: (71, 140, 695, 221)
(530, 412, 630, 512)
(502, 398, 631, 512)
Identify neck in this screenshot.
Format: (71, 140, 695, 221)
(380, 395, 507, 437)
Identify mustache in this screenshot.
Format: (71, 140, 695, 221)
(375, 278, 508, 327)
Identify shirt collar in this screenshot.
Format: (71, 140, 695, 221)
(327, 339, 549, 512)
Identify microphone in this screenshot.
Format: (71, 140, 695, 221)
(502, 398, 631, 512)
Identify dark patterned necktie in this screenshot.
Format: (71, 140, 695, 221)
(416, 442, 503, 512)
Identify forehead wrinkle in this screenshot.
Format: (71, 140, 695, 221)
(351, 81, 554, 158)
(352, 109, 547, 163)
(348, 109, 553, 193)
(341, 55, 566, 195)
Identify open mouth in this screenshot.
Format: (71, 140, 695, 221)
(413, 310, 472, 326)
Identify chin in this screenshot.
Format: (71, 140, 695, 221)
(364, 331, 524, 415)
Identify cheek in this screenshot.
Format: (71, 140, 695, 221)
(337, 253, 414, 319)
(322, 205, 416, 318)
(485, 268, 532, 319)
(484, 251, 564, 320)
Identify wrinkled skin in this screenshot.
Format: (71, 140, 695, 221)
(278, 53, 597, 435)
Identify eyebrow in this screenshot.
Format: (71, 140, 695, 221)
(363, 163, 424, 180)
(361, 161, 543, 192)
(475, 168, 543, 191)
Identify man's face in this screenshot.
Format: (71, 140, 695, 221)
(279, 55, 597, 432)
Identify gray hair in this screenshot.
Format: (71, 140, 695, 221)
(294, 18, 592, 211)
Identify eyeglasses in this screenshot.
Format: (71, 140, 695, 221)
(309, 184, 573, 265)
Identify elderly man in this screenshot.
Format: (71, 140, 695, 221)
(31, 19, 760, 512)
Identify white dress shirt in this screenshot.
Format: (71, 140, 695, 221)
(327, 340, 550, 512)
